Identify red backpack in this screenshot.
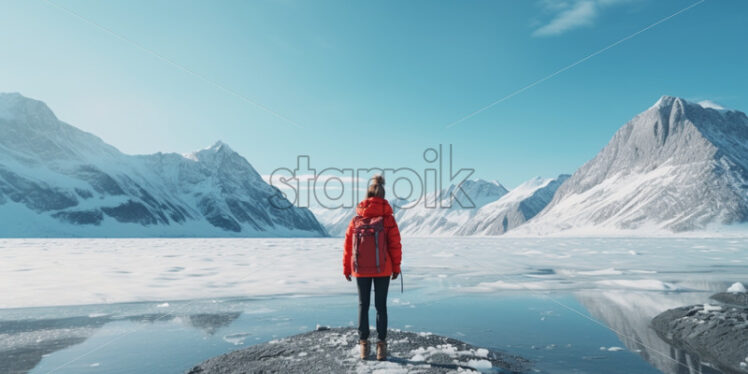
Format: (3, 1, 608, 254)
(352, 215, 387, 275)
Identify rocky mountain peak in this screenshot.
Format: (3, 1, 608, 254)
(208, 140, 232, 153)
(517, 96, 748, 234)
(0, 92, 60, 128)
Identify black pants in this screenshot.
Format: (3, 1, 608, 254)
(356, 276, 390, 341)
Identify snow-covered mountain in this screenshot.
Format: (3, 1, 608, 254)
(457, 174, 569, 235)
(313, 196, 437, 237)
(0, 93, 327, 237)
(314, 177, 572, 237)
(517, 96, 748, 235)
(310, 204, 356, 237)
(394, 179, 509, 236)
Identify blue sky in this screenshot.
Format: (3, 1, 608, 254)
(1, 0, 746, 189)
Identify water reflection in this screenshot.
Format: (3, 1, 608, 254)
(183, 313, 241, 335)
(0, 287, 735, 374)
(575, 283, 727, 374)
(123, 312, 241, 335)
(0, 312, 242, 374)
(1, 316, 108, 374)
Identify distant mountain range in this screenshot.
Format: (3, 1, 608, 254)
(0, 93, 326, 237)
(457, 175, 569, 235)
(315, 176, 568, 237)
(394, 179, 509, 236)
(316, 96, 748, 237)
(2, 93, 746, 237)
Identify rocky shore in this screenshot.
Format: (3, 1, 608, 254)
(187, 327, 530, 373)
(651, 284, 748, 374)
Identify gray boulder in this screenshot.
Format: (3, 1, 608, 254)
(711, 292, 748, 307)
(651, 304, 748, 374)
(188, 327, 529, 373)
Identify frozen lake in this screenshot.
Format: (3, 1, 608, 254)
(1, 237, 746, 373)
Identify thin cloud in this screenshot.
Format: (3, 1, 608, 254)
(532, 0, 635, 37)
(697, 100, 726, 110)
(533, 1, 597, 36)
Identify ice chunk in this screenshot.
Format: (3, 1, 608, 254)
(596, 279, 679, 291)
(727, 282, 746, 293)
(578, 268, 622, 276)
(702, 303, 722, 312)
(467, 359, 492, 369)
(223, 332, 251, 345)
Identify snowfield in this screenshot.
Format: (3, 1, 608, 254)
(1, 237, 746, 309)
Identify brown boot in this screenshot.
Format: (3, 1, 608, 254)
(376, 341, 387, 361)
(359, 340, 370, 359)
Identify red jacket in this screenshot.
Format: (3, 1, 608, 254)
(343, 197, 402, 277)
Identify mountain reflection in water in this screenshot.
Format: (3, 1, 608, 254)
(576, 282, 727, 374)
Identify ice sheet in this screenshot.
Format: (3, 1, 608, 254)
(0, 237, 746, 309)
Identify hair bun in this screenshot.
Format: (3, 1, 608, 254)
(371, 174, 385, 186)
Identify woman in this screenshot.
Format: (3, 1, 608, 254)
(343, 175, 402, 361)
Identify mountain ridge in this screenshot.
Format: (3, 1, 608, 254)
(515, 95, 748, 234)
(313, 96, 748, 237)
(4, 93, 747, 237)
(0, 93, 326, 237)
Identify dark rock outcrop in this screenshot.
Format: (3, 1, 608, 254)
(711, 292, 748, 307)
(651, 304, 748, 374)
(188, 327, 530, 373)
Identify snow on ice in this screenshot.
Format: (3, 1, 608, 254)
(0, 237, 746, 308)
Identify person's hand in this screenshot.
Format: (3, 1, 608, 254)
(345, 274, 352, 282)
(391, 272, 399, 280)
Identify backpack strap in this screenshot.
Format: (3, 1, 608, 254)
(352, 215, 361, 273)
(374, 225, 380, 273)
(353, 232, 359, 273)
